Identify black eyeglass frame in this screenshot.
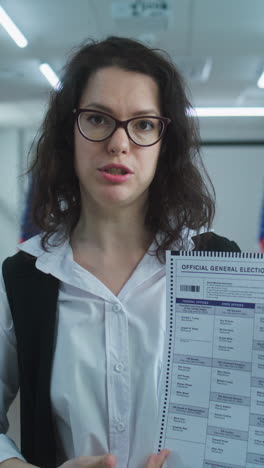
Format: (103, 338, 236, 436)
(73, 108, 171, 147)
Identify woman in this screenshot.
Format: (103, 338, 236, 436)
(0, 37, 240, 468)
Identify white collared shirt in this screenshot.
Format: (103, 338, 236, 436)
(0, 233, 194, 468)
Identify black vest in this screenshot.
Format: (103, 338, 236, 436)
(2, 232, 240, 468)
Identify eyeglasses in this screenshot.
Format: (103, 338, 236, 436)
(73, 108, 171, 147)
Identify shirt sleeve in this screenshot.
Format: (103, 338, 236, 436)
(0, 274, 26, 463)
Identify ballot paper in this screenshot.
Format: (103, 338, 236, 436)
(156, 251, 264, 468)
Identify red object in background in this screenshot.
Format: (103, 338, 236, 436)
(259, 195, 264, 252)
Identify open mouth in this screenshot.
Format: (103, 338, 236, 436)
(104, 167, 128, 175)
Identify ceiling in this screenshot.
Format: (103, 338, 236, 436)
(1, 0, 264, 130)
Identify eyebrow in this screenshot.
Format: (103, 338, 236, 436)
(83, 102, 160, 117)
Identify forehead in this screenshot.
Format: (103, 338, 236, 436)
(79, 66, 161, 113)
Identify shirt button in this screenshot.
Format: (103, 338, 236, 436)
(116, 422, 125, 432)
(114, 363, 124, 373)
(112, 303, 121, 312)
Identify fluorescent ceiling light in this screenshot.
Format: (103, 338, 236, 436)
(39, 63, 61, 90)
(0, 5, 28, 48)
(257, 72, 264, 89)
(192, 107, 264, 117)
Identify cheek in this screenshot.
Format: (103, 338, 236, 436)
(73, 129, 82, 168)
(74, 132, 94, 172)
(74, 125, 91, 155)
(142, 146, 161, 179)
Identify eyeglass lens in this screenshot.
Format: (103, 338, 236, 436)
(78, 111, 164, 145)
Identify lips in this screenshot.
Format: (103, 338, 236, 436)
(98, 164, 134, 183)
(98, 164, 133, 175)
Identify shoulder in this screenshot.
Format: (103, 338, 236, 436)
(191, 232, 241, 252)
(2, 232, 67, 278)
(2, 250, 37, 278)
(2, 233, 44, 277)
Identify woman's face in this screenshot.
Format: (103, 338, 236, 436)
(74, 66, 162, 214)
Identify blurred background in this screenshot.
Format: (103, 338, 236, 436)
(1, 0, 264, 449)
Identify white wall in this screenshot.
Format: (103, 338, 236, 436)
(199, 116, 264, 251)
(0, 129, 21, 265)
(0, 128, 35, 262)
(202, 145, 264, 251)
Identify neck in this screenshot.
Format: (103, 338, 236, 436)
(71, 203, 152, 253)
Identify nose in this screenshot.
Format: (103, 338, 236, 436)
(107, 126, 130, 155)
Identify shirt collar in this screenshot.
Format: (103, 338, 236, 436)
(18, 229, 196, 294)
(18, 229, 195, 262)
(18, 233, 70, 275)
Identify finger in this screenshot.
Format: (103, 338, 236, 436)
(145, 454, 157, 468)
(146, 449, 170, 468)
(102, 454, 116, 468)
(157, 449, 170, 466)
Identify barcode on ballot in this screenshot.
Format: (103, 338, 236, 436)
(180, 285, 200, 292)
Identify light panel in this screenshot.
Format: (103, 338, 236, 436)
(39, 63, 61, 90)
(257, 72, 264, 89)
(0, 5, 28, 48)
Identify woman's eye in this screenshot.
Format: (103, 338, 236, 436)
(137, 120, 154, 130)
(89, 114, 105, 125)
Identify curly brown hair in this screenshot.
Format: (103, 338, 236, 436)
(30, 36, 215, 262)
